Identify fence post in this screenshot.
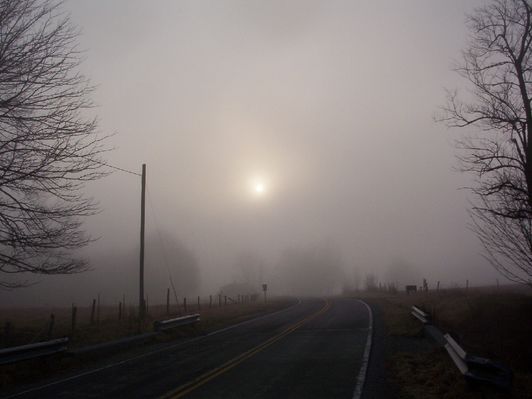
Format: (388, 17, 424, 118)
(119, 301, 122, 320)
(90, 298, 96, 324)
(71, 304, 77, 334)
(166, 288, 170, 315)
(97, 293, 101, 327)
(183, 297, 187, 313)
(48, 313, 55, 339)
(209, 295, 213, 308)
(197, 296, 200, 311)
(437, 281, 440, 291)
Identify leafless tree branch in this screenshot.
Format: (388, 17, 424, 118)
(437, 0, 532, 286)
(0, 0, 109, 287)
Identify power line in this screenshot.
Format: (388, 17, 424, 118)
(27, 139, 142, 177)
(95, 159, 141, 176)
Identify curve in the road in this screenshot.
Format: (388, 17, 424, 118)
(161, 298, 331, 399)
(3, 297, 373, 399)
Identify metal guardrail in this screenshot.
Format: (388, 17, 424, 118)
(1, 313, 202, 365)
(410, 305, 513, 389)
(153, 314, 200, 332)
(444, 334, 469, 374)
(444, 333, 512, 390)
(410, 305, 431, 324)
(0, 337, 69, 365)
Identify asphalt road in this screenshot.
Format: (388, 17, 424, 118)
(4, 298, 372, 399)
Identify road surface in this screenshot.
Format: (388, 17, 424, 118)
(4, 298, 372, 399)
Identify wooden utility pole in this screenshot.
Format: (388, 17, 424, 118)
(139, 163, 146, 319)
(166, 288, 170, 315)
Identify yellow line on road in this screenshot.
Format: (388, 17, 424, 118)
(160, 299, 331, 399)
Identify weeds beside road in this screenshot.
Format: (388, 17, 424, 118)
(358, 287, 532, 398)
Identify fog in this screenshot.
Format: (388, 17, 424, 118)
(1, 0, 503, 307)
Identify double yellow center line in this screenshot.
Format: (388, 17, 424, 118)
(160, 299, 331, 399)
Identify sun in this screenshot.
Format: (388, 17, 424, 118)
(248, 176, 269, 198)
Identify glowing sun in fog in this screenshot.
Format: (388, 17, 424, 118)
(248, 176, 269, 198)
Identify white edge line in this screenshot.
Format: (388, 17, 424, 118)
(3, 298, 302, 399)
(352, 299, 373, 399)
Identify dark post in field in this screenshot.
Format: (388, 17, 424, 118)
(262, 283, 268, 303)
(90, 298, 96, 324)
(118, 301, 122, 320)
(71, 304, 77, 334)
(197, 296, 200, 310)
(209, 295, 213, 308)
(183, 297, 187, 313)
(139, 163, 147, 320)
(97, 293, 101, 327)
(166, 288, 170, 315)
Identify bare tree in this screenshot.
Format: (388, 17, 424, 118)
(0, 0, 108, 287)
(438, 0, 532, 286)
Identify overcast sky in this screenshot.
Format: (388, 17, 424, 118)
(4, 0, 506, 305)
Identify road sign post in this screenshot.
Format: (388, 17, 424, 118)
(262, 283, 268, 303)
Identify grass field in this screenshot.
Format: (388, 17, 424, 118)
(0, 297, 294, 348)
(359, 286, 532, 399)
(0, 297, 295, 388)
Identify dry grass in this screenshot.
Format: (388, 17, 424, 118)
(0, 297, 294, 348)
(357, 287, 532, 399)
(0, 297, 294, 389)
